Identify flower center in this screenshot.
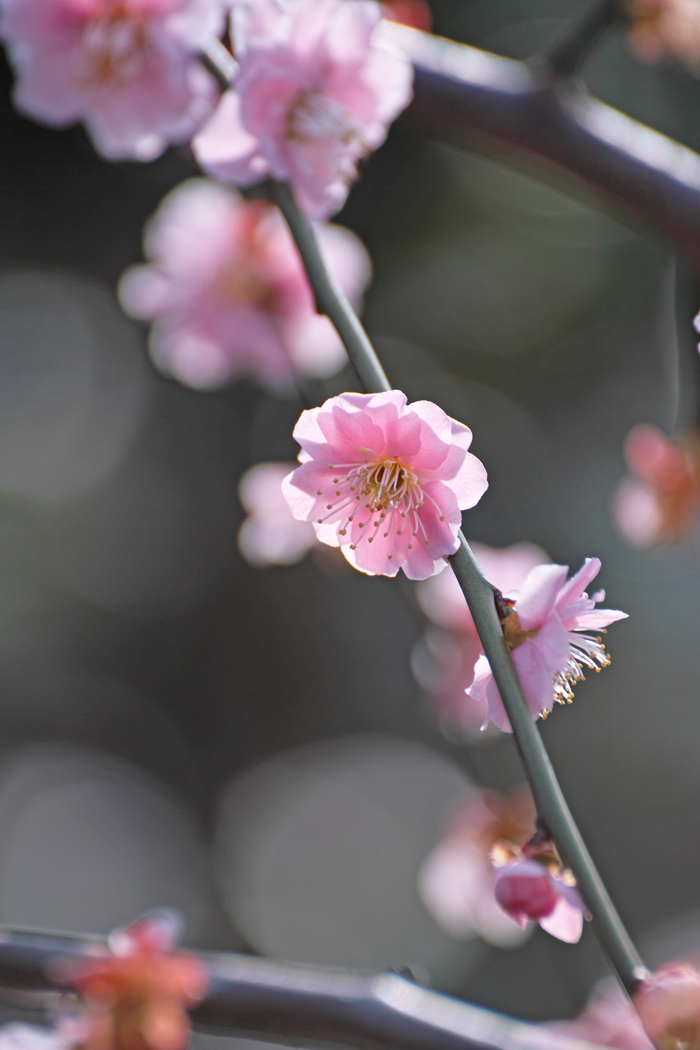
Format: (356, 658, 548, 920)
(551, 632, 610, 709)
(287, 92, 367, 169)
(316, 452, 447, 559)
(503, 611, 539, 651)
(82, 6, 147, 85)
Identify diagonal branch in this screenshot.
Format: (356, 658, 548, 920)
(0, 925, 608, 1050)
(391, 23, 700, 278)
(267, 181, 647, 995)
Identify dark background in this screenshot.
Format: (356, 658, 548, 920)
(0, 0, 697, 1029)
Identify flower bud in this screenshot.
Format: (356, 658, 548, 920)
(634, 963, 700, 1050)
(494, 860, 559, 926)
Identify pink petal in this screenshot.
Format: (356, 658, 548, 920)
(539, 895, 584, 943)
(554, 557, 602, 612)
(193, 90, 268, 184)
(511, 641, 557, 719)
(516, 564, 569, 632)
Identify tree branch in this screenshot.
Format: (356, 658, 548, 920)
(0, 926, 609, 1050)
(390, 24, 700, 279)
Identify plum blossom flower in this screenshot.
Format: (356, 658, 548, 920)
(119, 178, 371, 389)
(282, 390, 488, 580)
(192, 0, 414, 220)
(494, 864, 584, 944)
(633, 963, 700, 1050)
(624, 0, 700, 69)
(418, 788, 535, 948)
(546, 979, 653, 1049)
(63, 911, 208, 1050)
(613, 424, 700, 548)
(238, 461, 318, 566)
(467, 558, 627, 733)
(0, 0, 225, 160)
(413, 542, 548, 738)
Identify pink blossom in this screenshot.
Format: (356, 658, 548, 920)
(546, 980, 653, 1049)
(625, 0, 700, 69)
(192, 0, 413, 220)
(467, 558, 627, 733)
(494, 859, 584, 943)
(238, 461, 318, 566)
(634, 963, 700, 1050)
(119, 178, 371, 389)
(282, 390, 488, 580)
(413, 542, 548, 737)
(0, 0, 225, 161)
(418, 789, 535, 949)
(613, 425, 700, 548)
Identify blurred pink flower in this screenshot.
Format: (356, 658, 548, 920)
(119, 178, 371, 389)
(0, 0, 225, 160)
(467, 558, 627, 733)
(0, 1025, 84, 1050)
(613, 424, 700, 548)
(282, 390, 488, 580)
(418, 788, 536, 948)
(494, 859, 584, 944)
(625, 0, 700, 69)
(238, 461, 318, 566)
(413, 542, 548, 737)
(546, 979, 653, 1049)
(192, 0, 413, 220)
(382, 0, 431, 32)
(634, 963, 700, 1050)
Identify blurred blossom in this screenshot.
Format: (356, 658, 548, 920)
(613, 425, 700, 548)
(634, 963, 700, 1050)
(192, 0, 413, 220)
(238, 462, 317, 567)
(382, 0, 431, 32)
(282, 391, 488, 580)
(418, 788, 535, 948)
(625, 0, 700, 69)
(66, 911, 208, 1050)
(467, 559, 627, 733)
(0, 0, 225, 160)
(119, 179, 370, 390)
(546, 979, 653, 1049)
(413, 543, 548, 738)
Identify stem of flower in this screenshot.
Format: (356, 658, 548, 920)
(546, 0, 622, 78)
(272, 179, 648, 995)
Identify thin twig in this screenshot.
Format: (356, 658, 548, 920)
(270, 182, 648, 994)
(546, 0, 622, 78)
(0, 926, 613, 1050)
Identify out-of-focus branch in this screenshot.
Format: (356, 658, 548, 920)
(390, 24, 700, 278)
(0, 925, 608, 1050)
(546, 0, 622, 78)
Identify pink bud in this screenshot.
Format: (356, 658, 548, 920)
(494, 860, 559, 926)
(634, 963, 700, 1050)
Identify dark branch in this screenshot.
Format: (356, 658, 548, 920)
(392, 24, 700, 280)
(546, 0, 622, 78)
(0, 926, 608, 1050)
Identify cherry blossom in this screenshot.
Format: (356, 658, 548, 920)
(64, 911, 208, 1050)
(613, 424, 700, 548)
(238, 461, 318, 566)
(0, 0, 225, 161)
(282, 390, 488, 580)
(634, 963, 700, 1050)
(467, 558, 627, 733)
(192, 0, 414, 220)
(546, 980, 653, 1049)
(625, 0, 700, 69)
(494, 860, 584, 944)
(413, 542, 548, 737)
(119, 178, 371, 389)
(418, 788, 535, 948)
